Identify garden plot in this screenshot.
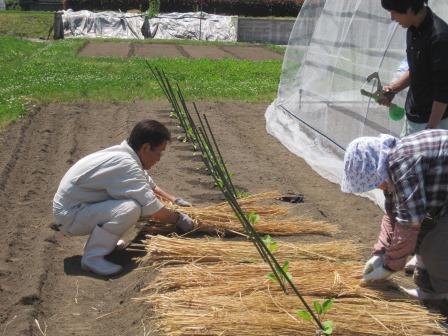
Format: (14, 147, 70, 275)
(77, 41, 283, 60)
(0, 100, 425, 335)
(131, 71, 446, 334)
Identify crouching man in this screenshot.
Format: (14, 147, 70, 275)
(341, 130, 448, 305)
(53, 119, 193, 276)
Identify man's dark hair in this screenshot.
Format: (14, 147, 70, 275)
(381, 0, 428, 14)
(128, 119, 171, 151)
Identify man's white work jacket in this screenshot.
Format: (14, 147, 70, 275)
(53, 140, 164, 226)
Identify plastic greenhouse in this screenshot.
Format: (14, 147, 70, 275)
(266, 0, 448, 206)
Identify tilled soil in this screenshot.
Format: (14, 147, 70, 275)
(78, 42, 284, 60)
(0, 100, 383, 335)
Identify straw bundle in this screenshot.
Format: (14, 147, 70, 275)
(142, 291, 446, 335)
(200, 191, 289, 216)
(141, 261, 404, 301)
(138, 235, 363, 266)
(139, 191, 338, 236)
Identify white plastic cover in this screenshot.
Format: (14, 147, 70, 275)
(266, 0, 448, 207)
(61, 10, 236, 41)
(62, 10, 146, 39)
(150, 12, 236, 41)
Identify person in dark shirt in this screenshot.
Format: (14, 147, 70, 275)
(379, 0, 448, 136)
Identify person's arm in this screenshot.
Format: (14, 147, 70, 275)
(426, 101, 448, 129)
(378, 71, 411, 106)
(150, 206, 195, 232)
(150, 206, 179, 224)
(153, 185, 177, 203)
(153, 185, 192, 207)
(372, 214, 395, 255)
(383, 221, 421, 271)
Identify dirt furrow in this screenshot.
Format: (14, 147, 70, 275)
(0, 100, 381, 335)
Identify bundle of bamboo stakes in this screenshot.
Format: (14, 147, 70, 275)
(138, 235, 363, 266)
(141, 261, 405, 301)
(139, 291, 446, 335)
(138, 192, 339, 236)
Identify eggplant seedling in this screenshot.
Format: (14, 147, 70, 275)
(262, 235, 278, 253)
(246, 212, 260, 225)
(296, 298, 334, 335)
(266, 260, 292, 285)
(235, 189, 251, 199)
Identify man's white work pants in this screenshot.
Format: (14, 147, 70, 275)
(62, 199, 141, 237)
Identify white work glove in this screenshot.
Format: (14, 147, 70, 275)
(176, 212, 194, 232)
(174, 198, 192, 207)
(363, 255, 393, 282)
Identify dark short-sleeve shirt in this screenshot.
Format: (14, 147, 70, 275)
(385, 130, 448, 225)
(406, 8, 448, 123)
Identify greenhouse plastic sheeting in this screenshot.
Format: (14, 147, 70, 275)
(266, 0, 448, 207)
(61, 10, 236, 41)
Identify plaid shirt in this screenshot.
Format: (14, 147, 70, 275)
(384, 130, 448, 226)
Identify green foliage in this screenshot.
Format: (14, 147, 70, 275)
(0, 37, 281, 126)
(160, 0, 302, 17)
(246, 212, 260, 225)
(322, 320, 334, 335)
(261, 235, 278, 253)
(296, 298, 334, 335)
(147, 0, 160, 17)
(266, 260, 291, 284)
(6, 0, 21, 10)
(235, 189, 251, 199)
(66, 0, 149, 11)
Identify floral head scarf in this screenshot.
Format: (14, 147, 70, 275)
(341, 134, 397, 193)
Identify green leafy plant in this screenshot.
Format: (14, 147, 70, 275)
(235, 189, 251, 199)
(266, 260, 292, 284)
(147, 0, 160, 17)
(296, 298, 334, 335)
(246, 212, 260, 225)
(262, 234, 278, 253)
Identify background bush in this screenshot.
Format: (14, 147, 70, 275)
(160, 0, 302, 17)
(6, 0, 21, 10)
(64, 0, 150, 11)
(27, 0, 300, 16)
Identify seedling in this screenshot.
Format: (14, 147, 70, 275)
(296, 298, 334, 335)
(261, 235, 278, 253)
(246, 212, 260, 225)
(266, 260, 292, 287)
(149, 66, 328, 335)
(235, 189, 251, 199)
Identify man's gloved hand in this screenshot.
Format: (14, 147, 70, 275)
(174, 198, 192, 207)
(176, 212, 194, 232)
(363, 255, 393, 282)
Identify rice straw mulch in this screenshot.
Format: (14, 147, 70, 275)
(139, 290, 446, 336)
(138, 191, 339, 236)
(140, 261, 406, 301)
(137, 235, 363, 266)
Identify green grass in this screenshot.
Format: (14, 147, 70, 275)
(0, 11, 53, 38)
(0, 36, 282, 125)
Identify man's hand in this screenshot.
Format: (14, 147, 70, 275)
(363, 255, 392, 282)
(378, 86, 396, 106)
(176, 212, 194, 232)
(174, 198, 192, 207)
